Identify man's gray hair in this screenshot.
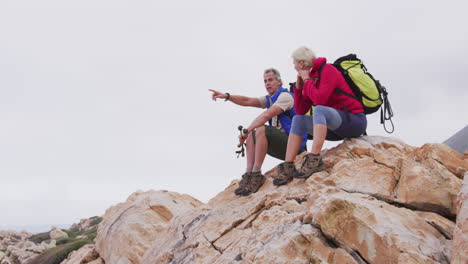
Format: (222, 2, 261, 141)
(264, 68, 281, 81)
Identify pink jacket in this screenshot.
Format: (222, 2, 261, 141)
(294, 57, 364, 115)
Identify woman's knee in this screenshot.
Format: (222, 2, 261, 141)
(291, 115, 310, 135)
(313, 105, 341, 130)
(313, 106, 327, 123)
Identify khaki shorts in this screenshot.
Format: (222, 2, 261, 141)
(253, 125, 305, 161)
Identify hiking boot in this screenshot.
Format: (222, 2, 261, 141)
(242, 171, 265, 195)
(293, 153, 326, 179)
(234, 172, 252, 196)
(273, 161, 295, 186)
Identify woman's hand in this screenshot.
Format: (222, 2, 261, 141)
(298, 70, 310, 81)
(208, 89, 228, 101)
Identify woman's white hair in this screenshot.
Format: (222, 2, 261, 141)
(291, 46, 316, 67)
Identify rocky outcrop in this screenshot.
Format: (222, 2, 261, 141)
(452, 173, 468, 263)
(0, 231, 31, 252)
(8, 136, 464, 264)
(95, 190, 204, 264)
(126, 136, 465, 264)
(69, 216, 102, 234)
(0, 215, 103, 264)
(0, 230, 56, 264)
(60, 244, 103, 264)
(2, 239, 56, 264)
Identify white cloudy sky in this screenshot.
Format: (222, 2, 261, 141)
(1, 0, 467, 232)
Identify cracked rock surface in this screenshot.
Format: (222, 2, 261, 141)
(95, 190, 204, 264)
(94, 136, 467, 264)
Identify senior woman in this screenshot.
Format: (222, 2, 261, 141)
(273, 47, 367, 186)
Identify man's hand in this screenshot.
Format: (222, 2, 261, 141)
(238, 134, 247, 145)
(209, 89, 228, 101)
(238, 128, 250, 145)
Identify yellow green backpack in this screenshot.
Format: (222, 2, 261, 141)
(325, 54, 394, 133)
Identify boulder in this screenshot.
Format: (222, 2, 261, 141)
(95, 190, 204, 264)
(60, 244, 101, 264)
(49, 227, 68, 240)
(452, 173, 468, 263)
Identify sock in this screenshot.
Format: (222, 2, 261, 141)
(246, 168, 253, 173)
(252, 166, 261, 173)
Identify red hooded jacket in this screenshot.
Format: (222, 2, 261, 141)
(294, 57, 364, 115)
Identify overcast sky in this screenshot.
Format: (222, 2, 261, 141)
(1, 0, 467, 232)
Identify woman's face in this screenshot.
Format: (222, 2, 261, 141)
(293, 59, 304, 72)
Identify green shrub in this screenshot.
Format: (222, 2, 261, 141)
(89, 216, 103, 226)
(83, 226, 98, 236)
(86, 231, 97, 241)
(54, 240, 92, 262)
(56, 237, 75, 245)
(27, 240, 93, 264)
(63, 229, 80, 239)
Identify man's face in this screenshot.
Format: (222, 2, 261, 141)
(264, 71, 281, 95)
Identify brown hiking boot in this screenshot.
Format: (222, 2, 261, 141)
(293, 153, 326, 179)
(242, 171, 265, 195)
(234, 172, 252, 196)
(273, 161, 295, 186)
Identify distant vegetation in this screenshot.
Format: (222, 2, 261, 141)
(28, 232, 50, 244)
(27, 240, 93, 264)
(26, 216, 102, 264)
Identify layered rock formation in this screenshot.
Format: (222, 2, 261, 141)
(452, 175, 468, 263)
(95, 190, 204, 264)
(5, 136, 466, 264)
(61, 244, 102, 264)
(89, 136, 467, 264)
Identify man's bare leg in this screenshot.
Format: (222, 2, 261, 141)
(253, 126, 268, 172)
(245, 133, 255, 172)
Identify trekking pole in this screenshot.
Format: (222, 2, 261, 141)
(236, 125, 249, 158)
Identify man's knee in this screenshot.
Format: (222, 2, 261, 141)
(256, 125, 266, 136)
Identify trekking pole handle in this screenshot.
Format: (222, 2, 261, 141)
(238, 125, 249, 137)
(237, 130, 249, 148)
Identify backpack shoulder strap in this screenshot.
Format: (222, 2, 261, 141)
(334, 87, 360, 101)
(317, 63, 327, 85)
